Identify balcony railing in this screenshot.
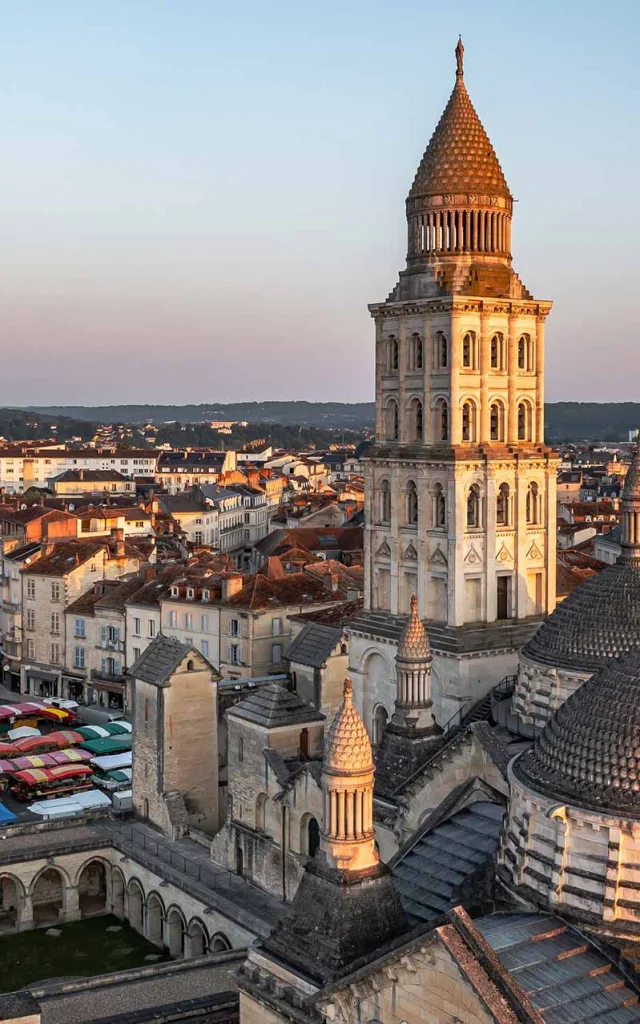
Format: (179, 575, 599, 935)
(91, 668, 126, 684)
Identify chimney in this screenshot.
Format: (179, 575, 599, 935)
(325, 571, 340, 593)
(42, 541, 55, 558)
(143, 565, 156, 583)
(110, 527, 126, 557)
(222, 573, 244, 600)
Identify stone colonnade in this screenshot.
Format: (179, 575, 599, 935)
(0, 855, 234, 960)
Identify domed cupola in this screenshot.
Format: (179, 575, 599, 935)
(520, 439, 640, 677)
(515, 645, 640, 815)
(405, 37, 514, 272)
(321, 678, 378, 872)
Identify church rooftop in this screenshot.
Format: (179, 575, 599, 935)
(516, 645, 640, 815)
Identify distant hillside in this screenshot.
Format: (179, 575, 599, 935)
(25, 401, 640, 443)
(0, 408, 96, 443)
(27, 402, 375, 429)
(544, 403, 640, 443)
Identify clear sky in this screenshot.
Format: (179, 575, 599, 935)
(1, 0, 638, 406)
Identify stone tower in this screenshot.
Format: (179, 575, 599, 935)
(375, 594, 443, 795)
(237, 678, 407, 1010)
(350, 40, 559, 729)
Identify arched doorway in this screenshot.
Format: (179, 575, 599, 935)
(32, 868, 64, 926)
(127, 880, 144, 933)
(373, 704, 389, 748)
(166, 907, 185, 958)
(307, 816, 320, 857)
(0, 876, 20, 933)
(111, 868, 125, 918)
(78, 860, 107, 917)
(187, 918, 208, 958)
(146, 892, 165, 947)
(210, 932, 231, 952)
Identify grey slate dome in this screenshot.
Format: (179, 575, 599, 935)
(515, 645, 640, 815)
(523, 438, 640, 673)
(521, 562, 640, 673)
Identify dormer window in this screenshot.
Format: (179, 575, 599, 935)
(202, 589, 210, 602)
(171, 585, 179, 598)
(186, 588, 195, 600)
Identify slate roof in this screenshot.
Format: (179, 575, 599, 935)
(129, 635, 193, 687)
(228, 682, 324, 728)
(476, 912, 640, 1023)
(522, 561, 640, 673)
(516, 645, 640, 815)
(157, 494, 207, 515)
(391, 801, 504, 925)
(284, 623, 343, 668)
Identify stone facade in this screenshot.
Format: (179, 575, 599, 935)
(211, 690, 324, 899)
(132, 643, 220, 836)
(499, 761, 640, 933)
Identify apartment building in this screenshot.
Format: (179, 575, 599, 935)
(20, 534, 140, 697)
(65, 575, 147, 709)
(0, 446, 158, 494)
(49, 469, 136, 497)
(155, 450, 237, 494)
(160, 558, 344, 679)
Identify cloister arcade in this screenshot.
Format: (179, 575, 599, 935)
(0, 856, 234, 959)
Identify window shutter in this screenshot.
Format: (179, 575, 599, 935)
(101, 625, 108, 647)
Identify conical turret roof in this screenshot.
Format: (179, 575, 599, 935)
(397, 595, 432, 662)
(324, 678, 373, 775)
(516, 645, 640, 815)
(408, 47, 511, 201)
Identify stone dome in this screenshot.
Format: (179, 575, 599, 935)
(408, 68, 511, 202)
(521, 561, 640, 673)
(397, 595, 432, 663)
(515, 645, 640, 815)
(324, 678, 373, 776)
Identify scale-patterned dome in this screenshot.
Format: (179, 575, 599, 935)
(397, 595, 432, 663)
(408, 68, 511, 201)
(522, 562, 640, 673)
(324, 678, 373, 775)
(516, 646, 640, 814)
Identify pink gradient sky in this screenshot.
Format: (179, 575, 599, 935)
(1, 0, 638, 406)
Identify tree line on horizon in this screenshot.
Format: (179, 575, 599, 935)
(1, 401, 638, 445)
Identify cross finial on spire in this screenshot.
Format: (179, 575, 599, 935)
(343, 676, 353, 700)
(455, 35, 464, 78)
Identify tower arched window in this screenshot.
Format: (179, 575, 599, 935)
(379, 480, 391, 523)
(405, 481, 418, 525)
(467, 484, 481, 529)
(408, 397, 423, 442)
(433, 483, 447, 529)
(526, 482, 540, 525)
(411, 333, 423, 370)
(496, 483, 510, 527)
(434, 398, 449, 442)
(462, 332, 475, 369)
(386, 400, 399, 441)
(435, 332, 447, 369)
(490, 401, 505, 442)
(518, 401, 532, 441)
(462, 400, 476, 443)
(389, 336, 399, 372)
(518, 335, 533, 371)
(491, 334, 503, 370)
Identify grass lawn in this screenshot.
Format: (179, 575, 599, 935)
(0, 915, 171, 992)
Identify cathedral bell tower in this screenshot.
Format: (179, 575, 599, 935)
(350, 40, 559, 731)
